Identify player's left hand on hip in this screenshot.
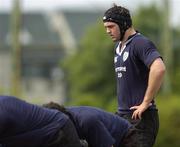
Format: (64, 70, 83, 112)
(130, 102, 150, 120)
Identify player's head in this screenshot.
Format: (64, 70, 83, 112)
(103, 4, 132, 41)
(43, 101, 69, 115)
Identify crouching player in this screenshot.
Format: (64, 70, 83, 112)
(0, 96, 82, 147)
(44, 102, 139, 147)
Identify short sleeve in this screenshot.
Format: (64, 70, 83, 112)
(134, 38, 161, 68)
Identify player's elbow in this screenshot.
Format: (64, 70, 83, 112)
(158, 63, 166, 77)
(151, 58, 166, 76)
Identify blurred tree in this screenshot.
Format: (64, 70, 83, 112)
(155, 96, 180, 147)
(62, 21, 115, 108)
(172, 28, 180, 93)
(133, 2, 174, 95)
(133, 4, 162, 47)
(11, 0, 22, 96)
(160, 0, 172, 94)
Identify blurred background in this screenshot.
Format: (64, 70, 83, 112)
(0, 0, 180, 146)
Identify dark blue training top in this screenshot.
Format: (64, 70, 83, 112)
(67, 106, 131, 147)
(114, 33, 161, 114)
(0, 96, 68, 147)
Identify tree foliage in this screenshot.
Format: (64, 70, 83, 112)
(133, 4, 163, 53)
(155, 96, 180, 147)
(62, 21, 116, 108)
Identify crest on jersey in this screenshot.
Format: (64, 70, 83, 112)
(123, 51, 129, 62)
(114, 56, 118, 63)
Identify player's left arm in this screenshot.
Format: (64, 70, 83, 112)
(131, 58, 166, 119)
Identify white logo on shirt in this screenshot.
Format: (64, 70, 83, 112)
(118, 72, 122, 78)
(115, 66, 126, 78)
(114, 56, 118, 63)
(123, 51, 129, 62)
(115, 66, 126, 72)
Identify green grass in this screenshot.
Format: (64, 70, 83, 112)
(155, 95, 180, 147)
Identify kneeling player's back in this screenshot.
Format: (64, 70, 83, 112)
(0, 96, 68, 146)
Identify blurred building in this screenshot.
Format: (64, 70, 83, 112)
(0, 10, 102, 103)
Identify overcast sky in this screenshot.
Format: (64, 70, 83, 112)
(0, 0, 180, 26)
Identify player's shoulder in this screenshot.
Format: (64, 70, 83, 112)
(132, 33, 150, 43)
(131, 34, 154, 51)
(0, 95, 18, 102)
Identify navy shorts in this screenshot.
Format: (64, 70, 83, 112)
(117, 109, 159, 147)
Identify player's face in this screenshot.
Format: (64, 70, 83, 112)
(104, 22, 120, 42)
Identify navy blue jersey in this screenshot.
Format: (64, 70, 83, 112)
(67, 106, 131, 147)
(114, 33, 161, 113)
(0, 96, 68, 147)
